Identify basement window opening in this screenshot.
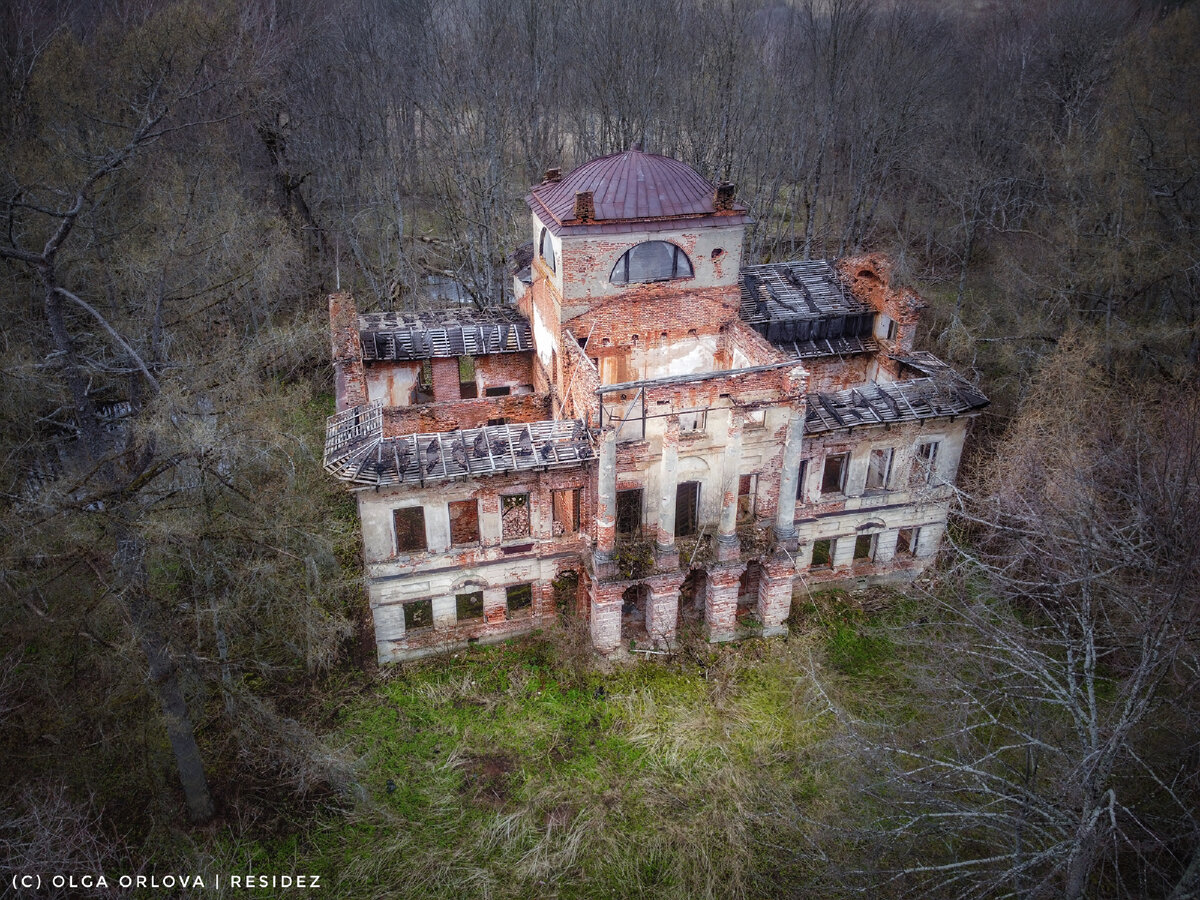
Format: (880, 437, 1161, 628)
(507, 583, 533, 618)
(403, 598, 433, 632)
(455, 591, 484, 622)
(501, 494, 531, 540)
(393, 507, 427, 554)
(854, 534, 875, 562)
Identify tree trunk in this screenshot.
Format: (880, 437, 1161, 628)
(117, 537, 215, 825)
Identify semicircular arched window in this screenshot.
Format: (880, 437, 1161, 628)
(610, 241, 693, 285)
(539, 227, 556, 274)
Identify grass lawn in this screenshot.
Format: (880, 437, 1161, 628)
(210, 592, 916, 899)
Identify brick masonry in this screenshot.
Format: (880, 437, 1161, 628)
(327, 154, 984, 663)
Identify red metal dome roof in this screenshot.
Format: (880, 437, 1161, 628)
(527, 149, 750, 236)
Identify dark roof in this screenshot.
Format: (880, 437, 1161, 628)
(323, 402, 592, 486)
(359, 307, 532, 361)
(528, 149, 750, 236)
(740, 259, 876, 349)
(804, 354, 989, 434)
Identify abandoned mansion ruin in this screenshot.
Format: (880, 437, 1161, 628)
(323, 149, 988, 662)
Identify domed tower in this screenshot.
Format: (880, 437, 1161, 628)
(519, 148, 751, 393)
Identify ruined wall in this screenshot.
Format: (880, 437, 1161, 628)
(558, 222, 745, 314)
(724, 319, 787, 368)
(365, 361, 421, 407)
(837, 254, 926, 354)
(359, 462, 594, 662)
(801, 354, 875, 393)
(329, 292, 368, 410)
(560, 331, 602, 427)
(564, 285, 740, 353)
(474, 352, 536, 393)
(791, 417, 971, 584)
(382, 393, 552, 436)
(604, 365, 802, 535)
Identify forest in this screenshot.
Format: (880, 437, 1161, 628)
(1, 0, 1197, 897)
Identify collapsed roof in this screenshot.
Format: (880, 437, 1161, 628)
(323, 402, 592, 487)
(740, 259, 876, 354)
(359, 307, 533, 362)
(804, 353, 989, 434)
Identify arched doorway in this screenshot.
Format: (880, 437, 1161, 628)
(621, 583, 650, 644)
(738, 561, 762, 622)
(679, 568, 707, 626)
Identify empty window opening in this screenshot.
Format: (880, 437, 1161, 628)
(611, 241, 694, 284)
(416, 360, 433, 403)
(913, 441, 940, 484)
(796, 459, 809, 500)
(394, 507, 427, 554)
(507, 583, 533, 618)
(403, 598, 433, 632)
(738, 474, 757, 521)
(456, 590, 484, 622)
(448, 499, 480, 546)
(811, 539, 832, 568)
(896, 527, 918, 556)
(745, 408, 766, 429)
(854, 534, 875, 562)
(679, 409, 706, 433)
(487, 417, 508, 427)
(865, 448, 893, 491)
(501, 494, 531, 541)
(616, 489, 643, 538)
(679, 568, 707, 624)
(458, 356, 477, 399)
(485, 385, 512, 397)
(539, 227, 557, 274)
(876, 313, 897, 341)
(821, 453, 849, 494)
(552, 488, 582, 535)
(675, 481, 700, 537)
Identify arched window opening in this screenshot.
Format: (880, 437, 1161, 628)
(610, 241, 693, 285)
(539, 227, 557, 274)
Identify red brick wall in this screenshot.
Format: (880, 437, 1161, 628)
(560, 333, 601, 427)
(724, 319, 786, 366)
(383, 394, 552, 436)
(475, 352, 536, 393)
(431, 357, 460, 401)
(565, 283, 739, 348)
(329, 292, 368, 410)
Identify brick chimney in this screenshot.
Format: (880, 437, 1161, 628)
(574, 190, 595, 222)
(714, 182, 736, 211)
(544, 167, 562, 183)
